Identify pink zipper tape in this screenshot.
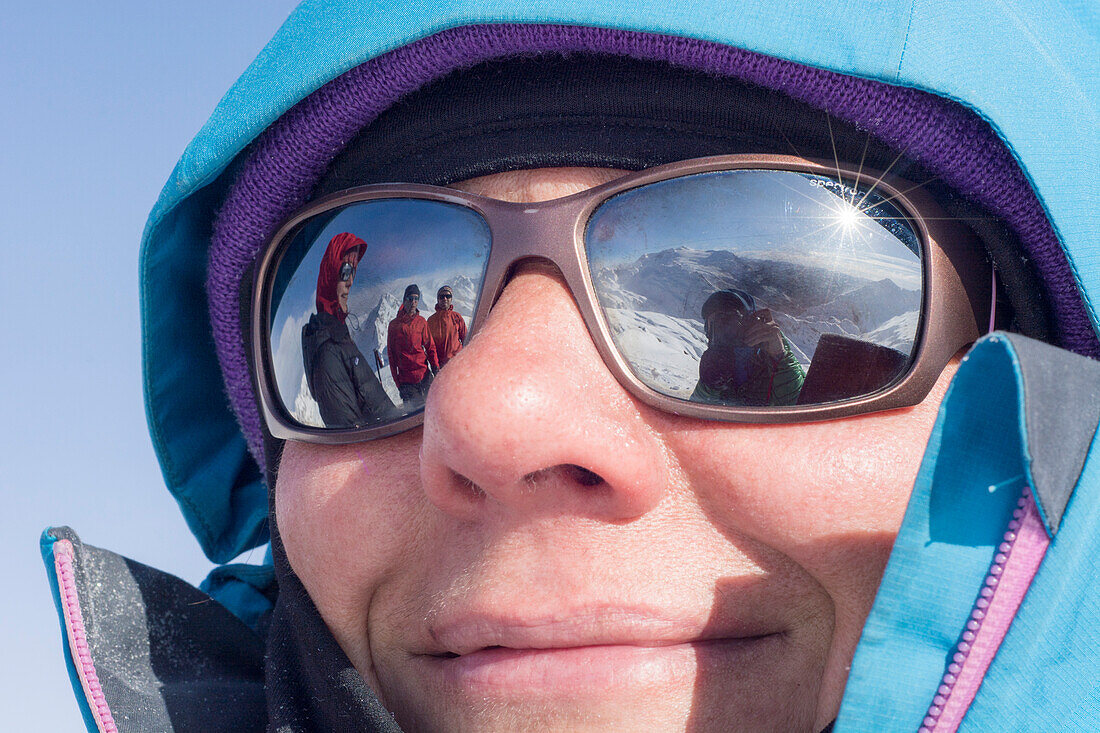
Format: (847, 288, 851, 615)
(920, 487, 1049, 732)
(53, 539, 118, 733)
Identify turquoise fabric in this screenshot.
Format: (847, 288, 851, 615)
(964, 435, 1100, 729)
(199, 559, 276, 632)
(838, 333, 1100, 729)
(141, 0, 1100, 564)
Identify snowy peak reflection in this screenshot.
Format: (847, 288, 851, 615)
(593, 245, 920, 401)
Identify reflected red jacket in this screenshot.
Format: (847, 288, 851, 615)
(387, 306, 440, 385)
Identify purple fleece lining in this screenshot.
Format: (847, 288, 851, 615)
(209, 24, 1098, 468)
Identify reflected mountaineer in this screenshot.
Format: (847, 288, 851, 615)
(387, 284, 440, 404)
(425, 285, 467, 367)
(691, 288, 805, 406)
(300, 232, 395, 427)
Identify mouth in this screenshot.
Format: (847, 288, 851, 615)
(415, 609, 785, 696)
(424, 638, 781, 697)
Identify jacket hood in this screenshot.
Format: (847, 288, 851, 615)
(140, 0, 1099, 569)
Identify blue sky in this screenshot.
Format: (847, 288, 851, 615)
(0, 3, 300, 728)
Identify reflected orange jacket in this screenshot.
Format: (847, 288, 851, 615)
(426, 306, 467, 367)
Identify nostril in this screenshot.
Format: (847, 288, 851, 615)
(562, 464, 605, 487)
(518, 464, 607, 489)
(451, 471, 485, 499)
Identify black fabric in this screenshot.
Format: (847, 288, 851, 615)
(797, 334, 909, 405)
(48, 527, 266, 732)
(936, 193, 1049, 342)
(301, 311, 396, 428)
(265, 565, 402, 732)
(1005, 332, 1100, 533)
(315, 54, 932, 193)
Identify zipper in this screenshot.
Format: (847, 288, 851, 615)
(919, 487, 1049, 732)
(53, 539, 118, 733)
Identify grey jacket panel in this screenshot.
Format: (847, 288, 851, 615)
(1004, 333, 1100, 534)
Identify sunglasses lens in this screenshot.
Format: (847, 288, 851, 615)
(267, 198, 490, 429)
(585, 169, 923, 408)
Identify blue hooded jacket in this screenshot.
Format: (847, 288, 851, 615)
(41, 1, 1100, 730)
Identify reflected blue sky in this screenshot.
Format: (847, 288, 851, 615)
(586, 170, 920, 284)
(275, 198, 490, 326)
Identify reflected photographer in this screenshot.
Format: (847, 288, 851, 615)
(692, 289, 805, 406)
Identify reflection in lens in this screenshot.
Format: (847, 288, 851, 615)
(268, 198, 489, 428)
(585, 170, 923, 407)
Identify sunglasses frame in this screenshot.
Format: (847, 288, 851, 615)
(252, 154, 991, 444)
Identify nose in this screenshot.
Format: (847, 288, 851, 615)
(419, 262, 670, 523)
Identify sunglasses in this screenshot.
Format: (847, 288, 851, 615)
(338, 261, 356, 283)
(252, 154, 992, 443)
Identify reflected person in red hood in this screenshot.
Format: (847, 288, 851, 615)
(301, 232, 395, 427)
(387, 283, 440, 405)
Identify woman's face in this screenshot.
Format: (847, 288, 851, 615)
(336, 250, 359, 314)
(275, 167, 956, 732)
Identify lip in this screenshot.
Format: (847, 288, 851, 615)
(414, 607, 784, 696)
(425, 638, 779, 695)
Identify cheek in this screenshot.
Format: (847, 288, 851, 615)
(661, 362, 958, 662)
(276, 431, 428, 669)
(667, 361, 956, 563)
(658, 360, 958, 721)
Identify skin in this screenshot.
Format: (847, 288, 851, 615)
(277, 167, 960, 732)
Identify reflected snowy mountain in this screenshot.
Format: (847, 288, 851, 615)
(593, 246, 921, 397)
